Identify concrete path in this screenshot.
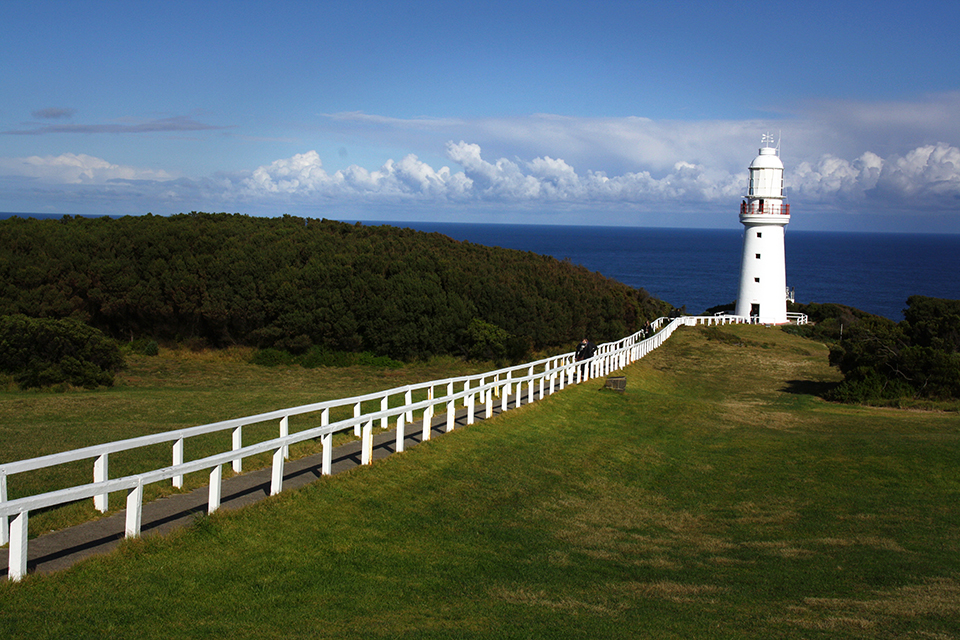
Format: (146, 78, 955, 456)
(1, 387, 549, 579)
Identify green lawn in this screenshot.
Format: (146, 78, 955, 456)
(0, 347, 491, 534)
(2, 325, 959, 639)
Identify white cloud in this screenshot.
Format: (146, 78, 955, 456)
(3, 100, 959, 229)
(873, 143, 960, 204)
(0, 153, 174, 184)
(232, 139, 960, 219)
(241, 149, 472, 200)
(792, 152, 884, 202)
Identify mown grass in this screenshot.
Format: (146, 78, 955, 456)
(2, 325, 960, 639)
(0, 347, 491, 535)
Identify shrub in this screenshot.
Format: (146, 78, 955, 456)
(0, 315, 124, 389)
(250, 348, 293, 367)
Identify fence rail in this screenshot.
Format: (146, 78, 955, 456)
(2, 313, 790, 581)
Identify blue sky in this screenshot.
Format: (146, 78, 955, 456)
(2, 1, 959, 232)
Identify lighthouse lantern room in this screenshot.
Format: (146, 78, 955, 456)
(734, 134, 791, 324)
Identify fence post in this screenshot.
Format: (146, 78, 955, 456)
(396, 413, 406, 453)
(321, 408, 332, 476)
(209, 465, 222, 514)
(232, 426, 243, 473)
(0, 471, 7, 546)
(94, 453, 109, 512)
(173, 437, 184, 489)
(8, 511, 27, 582)
(381, 396, 389, 430)
(125, 483, 143, 538)
(353, 402, 361, 437)
(422, 406, 434, 441)
(405, 388, 413, 423)
(362, 421, 374, 464)
(485, 383, 493, 419)
(280, 416, 289, 459)
(446, 398, 455, 432)
(270, 447, 284, 496)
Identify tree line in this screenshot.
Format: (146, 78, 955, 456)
(0, 213, 672, 368)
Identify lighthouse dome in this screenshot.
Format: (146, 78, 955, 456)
(749, 147, 783, 170)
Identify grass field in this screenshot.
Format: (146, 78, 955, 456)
(0, 348, 492, 534)
(2, 324, 959, 638)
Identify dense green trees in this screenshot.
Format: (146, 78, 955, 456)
(810, 296, 960, 403)
(0, 213, 671, 363)
(0, 315, 124, 388)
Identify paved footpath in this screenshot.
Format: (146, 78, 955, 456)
(1, 389, 544, 580)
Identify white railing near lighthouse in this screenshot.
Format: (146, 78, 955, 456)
(1, 313, 785, 581)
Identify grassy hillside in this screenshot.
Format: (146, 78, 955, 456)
(2, 324, 959, 639)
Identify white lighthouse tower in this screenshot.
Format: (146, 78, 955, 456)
(735, 134, 791, 324)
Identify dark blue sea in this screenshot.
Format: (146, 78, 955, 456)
(4, 213, 958, 322)
(365, 221, 960, 322)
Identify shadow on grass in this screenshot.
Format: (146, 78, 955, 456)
(781, 379, 839, 398)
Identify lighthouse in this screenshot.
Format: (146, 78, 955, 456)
(734, 134, 791, 324)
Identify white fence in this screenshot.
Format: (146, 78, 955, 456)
(1, 313, 791, 581)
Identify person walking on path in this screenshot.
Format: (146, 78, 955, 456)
(575, 338, 595, 378)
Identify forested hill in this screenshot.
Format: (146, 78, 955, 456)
(0, 213, 671, 361)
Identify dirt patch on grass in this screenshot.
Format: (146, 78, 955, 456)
(616, 580, 725, 603)
(734, 501, 800, 527)
(536, 479, 735, 566)
(718, 399, 804, 431)
(490, 586, 623, 614)
(777, 578, 960, 632)
(491, 580, 724, 613)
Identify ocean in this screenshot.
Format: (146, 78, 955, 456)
(3, 213, 958, 322)
(364, 221, 960, 322)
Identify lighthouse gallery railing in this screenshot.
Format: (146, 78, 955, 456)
(2, 313, 772, 581)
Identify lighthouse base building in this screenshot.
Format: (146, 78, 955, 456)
(734, 136, 791, 324)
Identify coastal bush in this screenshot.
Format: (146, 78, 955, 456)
(0, 213, 672, 362)
(249, 348, 292, 367)
(464, 317, 510, 362)
(0, 314, 124, 389)
(825, 296, 960, 403)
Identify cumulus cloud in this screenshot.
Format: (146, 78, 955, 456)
(227, 139, 960, 220)
(7, 142, 958, 218)
(875, 144, 960, 198)
(0, 153, 175, 184)
(3, 104, 959, 226)
(238, 142, 743, 206)
(791, 143, 960, 211)
(240, 150, 472, 199)
(793, 152, 884, 202)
